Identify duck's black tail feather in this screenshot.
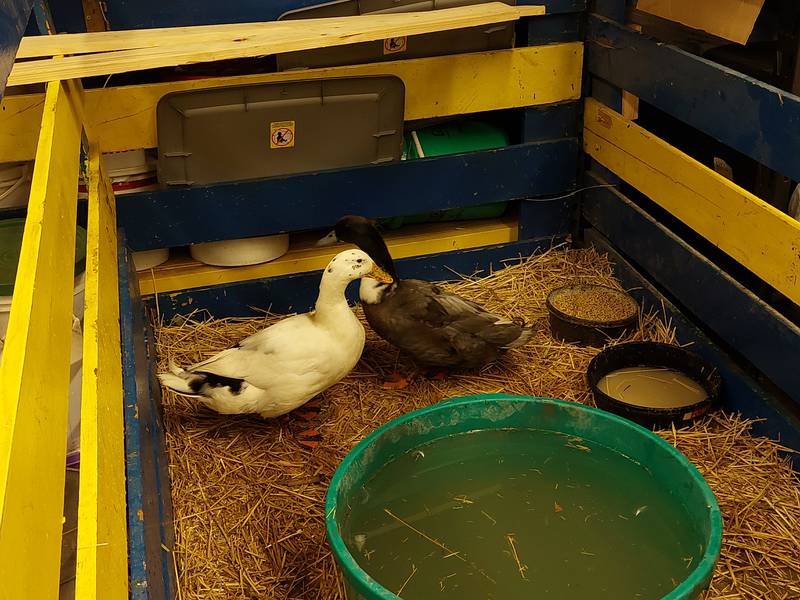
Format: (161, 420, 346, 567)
(504, 319, 535, 349)
(157, 359, 204, 397)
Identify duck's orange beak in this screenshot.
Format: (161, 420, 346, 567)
(367, 264, 393, 284)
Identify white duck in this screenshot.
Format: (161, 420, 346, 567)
(158, 249, 392, 419)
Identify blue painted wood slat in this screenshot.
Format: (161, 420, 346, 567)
(582, 172, 800, 412)
(518, 104, 579, 240)
(118, 234, 177, 600)
(522, 11, 582, 46)
(585, 228, 800, 456)
(118, 233, 149, 598)
(522, 101, 579, 141)
(117, 139, 579, 251)
(587, 14, 800, 184)
(0, 0, 33, 99)
(586, 3, 624, 187)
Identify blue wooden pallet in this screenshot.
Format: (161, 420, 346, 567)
(117, 139, 579, 251)
(119, 234, 177, 600)
(587, 13, 800, 184)
(582, 171, 800, 412)
(0, 0, 33, 99)
(585, 228, 800, 459)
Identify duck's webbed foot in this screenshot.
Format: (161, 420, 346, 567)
(295, 428, 322, 449)
(290, 398, 323, 449)
(291, 397, 322, 422)
(424, 369, 448, 381)
(382, 370, 417, 390)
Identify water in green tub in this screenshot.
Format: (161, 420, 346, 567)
(341, 429, 704, 599)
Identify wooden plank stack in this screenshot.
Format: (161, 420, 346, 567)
(9, 3, 545, 86)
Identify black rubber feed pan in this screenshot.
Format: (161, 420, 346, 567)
(587, 342, 722, 429)
(546, 283, 639, 346)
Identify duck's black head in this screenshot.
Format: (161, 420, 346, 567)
(317, 215, 397, 280)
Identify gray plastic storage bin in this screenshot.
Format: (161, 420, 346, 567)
(157, 76, 405, 187)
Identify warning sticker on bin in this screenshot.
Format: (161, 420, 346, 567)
(270, 121, 295, 149)
(383, 36, 407, 54)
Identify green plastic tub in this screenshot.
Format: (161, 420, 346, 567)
(382, 121, 510, 230)
(325, 394, 722, 600)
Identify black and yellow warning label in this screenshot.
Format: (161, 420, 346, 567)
(270, 121, 295, 149)
(383, 36, 407, 55)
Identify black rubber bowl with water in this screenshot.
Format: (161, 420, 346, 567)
(587, 342, 722, 429)
(546, 283, 639, 346)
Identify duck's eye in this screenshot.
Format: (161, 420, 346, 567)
(356, 258, 363, 263)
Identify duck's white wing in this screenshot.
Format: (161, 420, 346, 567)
(233, 313, 311, 352)
(187, 313, 330, 390)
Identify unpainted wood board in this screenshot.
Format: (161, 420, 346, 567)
(17, 3, 536, 59)
(8, 3, 545, 86)
(636, 0, 764, 45)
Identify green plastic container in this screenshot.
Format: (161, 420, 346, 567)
(383, 121, 510, 230)
(0, 218, 87, 296)
(403, 121, 509, 160)
(325, 394, 722, 600)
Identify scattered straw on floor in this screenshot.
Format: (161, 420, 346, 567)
(154, 247, 800, 600)
(661, 416, 800, 599)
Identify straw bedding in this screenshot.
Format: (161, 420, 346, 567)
(154, 247, 800, 600)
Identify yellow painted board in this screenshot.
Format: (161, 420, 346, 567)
(0, 43, 583, 162)
(140, 216, 518, 296)
(75, 147, 128, 600)
(8, 3, 545, 85)
(0, 80, 84, 600)
(584, 97, 800, 306)
(16, 3, 545, 59)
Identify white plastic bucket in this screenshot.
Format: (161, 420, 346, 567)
(190, 234, 290, 267)
(77, 150, 170, 271)
(133, 248, 171, 271)
(78, 149, 158, 199)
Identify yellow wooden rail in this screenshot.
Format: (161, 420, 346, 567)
(141, 216, 518, 296)
(75, 146, 128, 599)
(0, 80, 84, 599)
(0, 43, 583, 162)
(584, 97, 800, 306)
